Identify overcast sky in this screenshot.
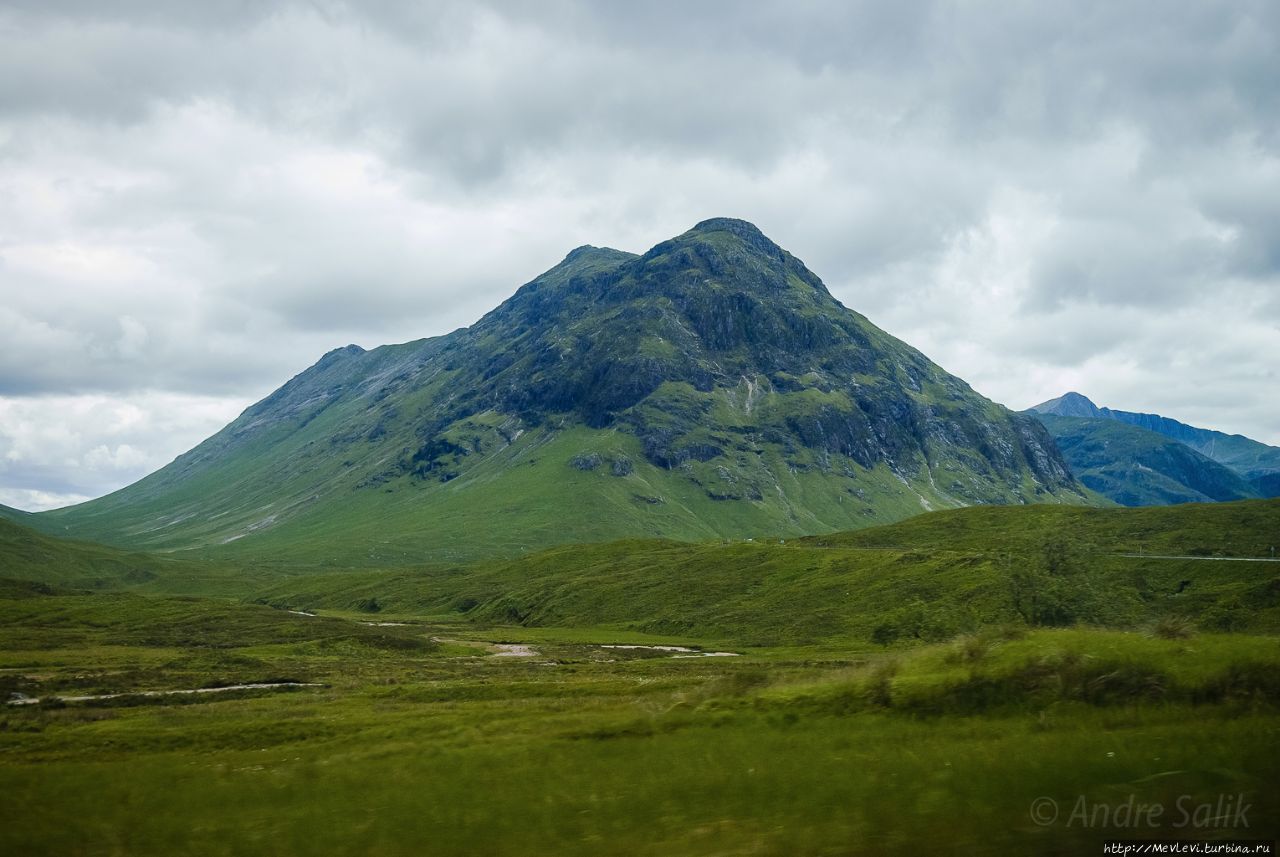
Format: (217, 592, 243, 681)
(2, 1, 1278, 511)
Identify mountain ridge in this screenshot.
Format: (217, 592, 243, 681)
(0, 503, 33, 522)
(1032, 392, 1280, 497)
(1032, 413, 1261, 506)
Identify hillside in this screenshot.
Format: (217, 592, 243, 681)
(1033, 392, 1280, 495)
(36, 219, 1087, 564)
(256, 499, 1280, 645)
(810, 496, 1280, 556)
(6, 498, 1279, 645)
(0, 517, 206, 589)
(1032, 413, 1261, 506)
(0, 503, 32, 522)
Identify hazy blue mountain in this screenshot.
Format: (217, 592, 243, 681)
(1032, 392, 1280, 498)
(1032, 413, 1261, 507)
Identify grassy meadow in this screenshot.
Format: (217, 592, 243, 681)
(2, 501, 1278, 854)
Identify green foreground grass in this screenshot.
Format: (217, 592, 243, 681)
(1, 584, 1277, 856)
(2, 501, 1278, 854)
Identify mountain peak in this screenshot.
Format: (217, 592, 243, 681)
(625, 216, 825, 304)
(554, 244, 637, 269)
(311, 343, 367, 371)
(687, 217, 767, 238)
(562, 244, 624, 263)
(678, 217, 784, 257)
(523, 245, 638, 294)
(1032, 392, 1102, 417)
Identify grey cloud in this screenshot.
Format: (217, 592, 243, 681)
(0, 391, 247, 510)
(0, 458, 97, 500)
(8, 2, 1277, 189)
(1195, 180, 1280, 280)
(1, 1, 277, 30)
(2, 0, 1280, 508)
(1025, 223, 1226, 311)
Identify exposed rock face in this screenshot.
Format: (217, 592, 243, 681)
(411, 218, 1075, 493)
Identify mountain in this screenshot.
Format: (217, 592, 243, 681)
(1032, 392, 1280, 497)
(1254, 473, 1280, 498)
(1032, 414, 1261, 506)
(0, 503, 32, 523)
(1032, 391, 1107, 419)
(37, 218, 1088, 563)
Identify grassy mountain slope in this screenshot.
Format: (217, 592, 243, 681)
(1034, 391, 1280, 493)
(38, 219, 1088, 564)
(1117, 414, 1280, 483)
(256, 499, 1280, 645)
(0, 503, 32, 522)
(0, 517, 195, 589)
(0, 517, 322, 596)
(1033, 413, 1261, 506)
(811, 497, 1280, 555)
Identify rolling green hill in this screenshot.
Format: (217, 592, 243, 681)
(0, 502, 32, 522)
(255, 499, 1280, 645)
(1032, 413, 1261, 506)
(1033, 392, 1280, 496)
(0, 516, 256, 592)
(807, 496, 1280, 556)
(7, 498, 1277, 646)
(36, 219, 1088, 564)
(0, 517, 316, 596)
(0, 516, 184, 588)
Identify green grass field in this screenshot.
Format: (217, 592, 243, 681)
(2, 501, 1278, 854)
(237, 500, 1280, 646)
(2, 595, 1276, 856)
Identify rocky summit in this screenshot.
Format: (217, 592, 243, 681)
(38, 218, 1088, 563)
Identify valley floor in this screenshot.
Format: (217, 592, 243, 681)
(1, 593, 1277, 856)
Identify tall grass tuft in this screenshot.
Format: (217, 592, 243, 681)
(1152, 615, 1197, 639)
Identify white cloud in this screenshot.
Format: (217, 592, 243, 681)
(0, 392, 246, 509)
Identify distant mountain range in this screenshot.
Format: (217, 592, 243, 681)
(28, 218, 1088, 564)
(1030, 392, 1280, 506)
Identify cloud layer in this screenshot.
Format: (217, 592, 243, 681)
(3, 1, 1278, 509)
